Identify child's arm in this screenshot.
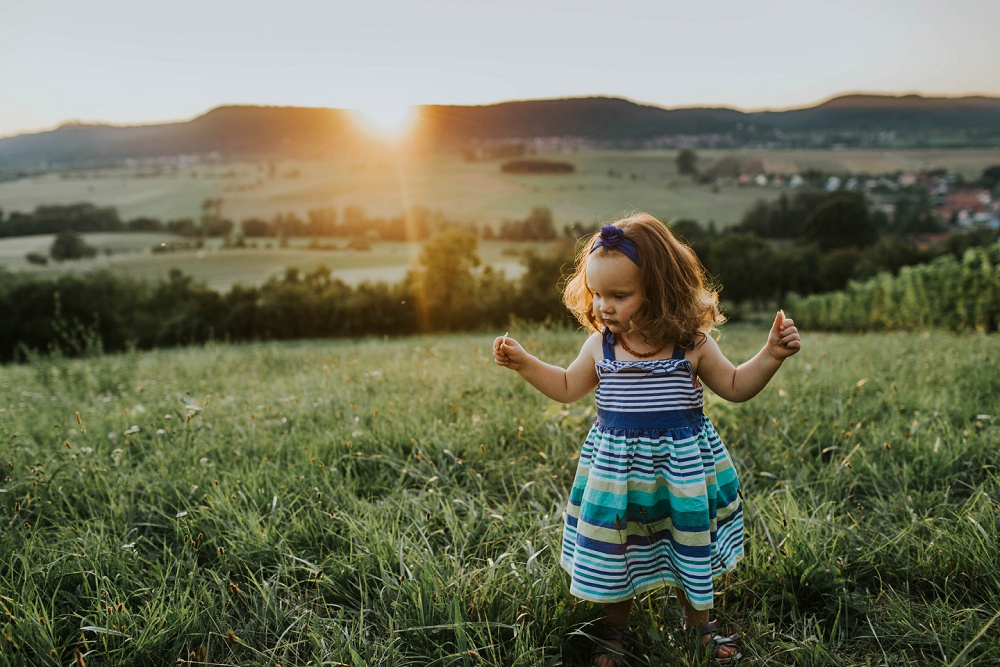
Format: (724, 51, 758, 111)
(493, 332, 601, 403)
(694, 311, 801, 403)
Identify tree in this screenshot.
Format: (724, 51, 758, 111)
(50, 230, 97, 261)
(127, 216, 164, 232)
(980, 165, 1000, 190)
(702, 232, 778, 307)
(668, 219, 709, 245)
(802, 194, 878, 252)
(676, 149, 698, 176)
(524, 206, 556, 240)
(410, 228, 481, 331)
(167, 218, 200, 237)
(241, 218, 274, 237)
(514, 244, 574, 322)
(202, 217, 234, 237)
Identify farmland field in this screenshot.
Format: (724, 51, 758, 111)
(1, 327, 998, 665)
(0, 236, 548, 290)
(2, 148, 997, 229)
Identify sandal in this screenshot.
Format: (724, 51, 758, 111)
(590, 624, 633, 667)
(695, 620, 742, 665)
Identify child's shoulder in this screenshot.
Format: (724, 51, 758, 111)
(690, 330, 722, 353)
(580, 330, 605, 361)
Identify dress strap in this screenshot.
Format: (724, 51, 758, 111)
(671, 345, 686, 360)
(602, 328, 617, 360)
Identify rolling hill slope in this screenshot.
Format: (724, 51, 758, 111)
(2, 94, 998, 168)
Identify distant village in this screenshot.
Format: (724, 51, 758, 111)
(697, 155, 1000, 232)
(751, 171, 996, 231)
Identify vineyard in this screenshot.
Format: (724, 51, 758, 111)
(789, 239, 1000, 332)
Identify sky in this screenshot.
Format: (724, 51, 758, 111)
(1, 0, 998, 138)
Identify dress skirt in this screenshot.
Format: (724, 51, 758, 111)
(560, 415, 744, 610)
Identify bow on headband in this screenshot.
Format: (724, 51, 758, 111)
(591, 225, 641, 266)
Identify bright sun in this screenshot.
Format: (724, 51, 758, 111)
(351, 101, 417, 138)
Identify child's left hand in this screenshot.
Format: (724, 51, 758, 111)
(768, 310, 801, 360)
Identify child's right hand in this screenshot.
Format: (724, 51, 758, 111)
(493, 335, 528, 371)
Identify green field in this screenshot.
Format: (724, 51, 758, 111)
(0, 236, 549, 291)
(1, 328, 998, 665)
(3, 148, 997, 229)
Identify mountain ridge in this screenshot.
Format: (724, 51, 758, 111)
(3, 93, 999, 167)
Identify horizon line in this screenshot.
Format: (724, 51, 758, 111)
(3, 89, 999, 139)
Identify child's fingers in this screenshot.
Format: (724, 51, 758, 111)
(779, 330, 801, 351)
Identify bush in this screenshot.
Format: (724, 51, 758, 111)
(49, 230, 97, 261)
(501, 159, 575, 174)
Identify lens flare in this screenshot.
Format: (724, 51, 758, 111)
(350, 101, 416, 139)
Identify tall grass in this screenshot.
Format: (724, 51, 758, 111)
(1, 328, 998, 665)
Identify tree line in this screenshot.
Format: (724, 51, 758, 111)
(4, 217, 997, 362)
(0, 228, 569, 362)
(668, 189, 998, 307)
(1, 202, 562, 245)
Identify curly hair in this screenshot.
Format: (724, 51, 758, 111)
(562, 213, 725, 348)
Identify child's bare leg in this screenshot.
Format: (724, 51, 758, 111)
(592, 599, 632, 667)
(601, 598, 632, 627)
(676, 590, 739, 660)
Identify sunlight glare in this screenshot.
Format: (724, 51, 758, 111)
(351, 101, 417, 139)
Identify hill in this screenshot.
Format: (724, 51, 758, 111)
(0, 106, 365, 168)
(2, 94, 999, 168)
(752, 94, 1000, 132)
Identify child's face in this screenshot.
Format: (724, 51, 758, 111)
(586, 252, 644, 334)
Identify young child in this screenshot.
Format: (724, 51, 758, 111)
(493, 213, 800, 666)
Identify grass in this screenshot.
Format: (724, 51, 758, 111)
(1, 327, 998, 665)
(5, 147, 996, 231)
(0, 238, 547, 290)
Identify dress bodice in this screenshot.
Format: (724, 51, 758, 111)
(595, 329, 704, 437)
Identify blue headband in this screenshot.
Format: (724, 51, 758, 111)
(590, 225, 641, 266)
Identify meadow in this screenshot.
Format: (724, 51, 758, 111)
(1, 327, 998, 666)
(3, 148, 998, 229)
(0, 237, 544, 291)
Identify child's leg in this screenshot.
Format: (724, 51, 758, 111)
(676, 590, 739, 661)
(591, 599, 633, 667)
(601, 598, 632, 627)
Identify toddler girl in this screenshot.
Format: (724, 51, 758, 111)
(493, 213, 800, 665)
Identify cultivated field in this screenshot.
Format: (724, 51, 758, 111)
(3, 148, 997, 229)
(0, 236, 545, 291)
(1, 327, 997, 665)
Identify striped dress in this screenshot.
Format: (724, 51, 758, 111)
(560, 329, 744, 610)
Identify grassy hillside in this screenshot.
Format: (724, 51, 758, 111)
(2, 148, 997, 232)
(1, 328, 998, 665)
